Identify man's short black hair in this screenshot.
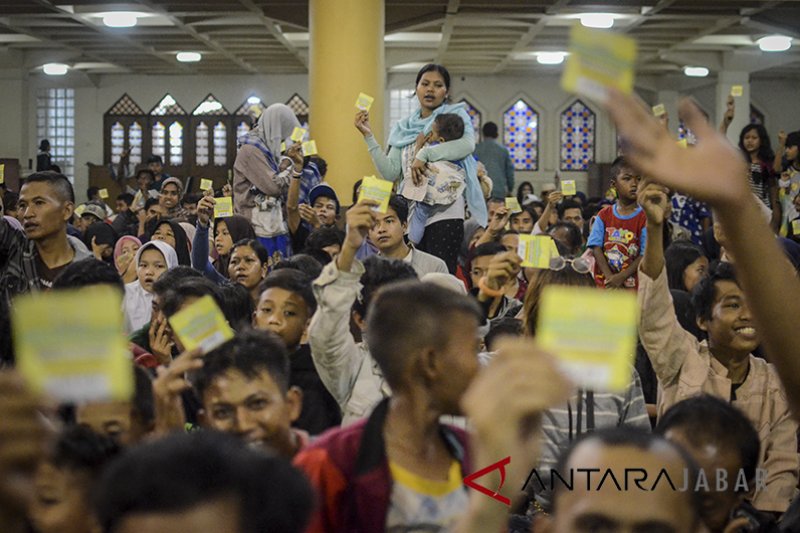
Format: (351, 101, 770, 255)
(272, 254, 323, 280)
(53, 258, 125, 293)
(433, 113, 464, 142)
(152, 266, 203, 296)
(690, 260, 737, 322)
(146, 155, 163, 165)
(161, 277, 226, 319)
(136, 168, 155, 181)
(51, 425, 121, 476)
(469, 242, 506, 262)
(92, 430, 313, 533)
(116, 193, 134, 206)
(482, 121, 499, 139)
(610, 156, 631, 182)
(304, 227, 344, 253)
(656, 394, 759, 488)
(509, 205, 538, 224)
(365, 280, 482, 389)
(196, 329, 291, 397)
(260, 269, 317, 315)
(557, 199, 584, 220)
(24, 171, 75, 203)
(353, 256, 418, 318)
(218, 283, 255, 332)
(182, 193, 200, 205)
(785, 131, 800, 150)
(144, 197, 159, 211)
(547, 222, 584, 257)
(484, 317, 522, 352)
(387, 194, 409, 225)
(87, 186, 100, 199)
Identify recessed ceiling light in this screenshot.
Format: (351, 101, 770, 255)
(757, 35, 792, 52)
(43, 63, 68, 76)
(536, 52, 567, 65)
(684, 66, 709, 77)
(580, 13, 615, 29)
(176, 52, 202, 63)
(247, 96, 262, 104)
(102, 12, 139, 28)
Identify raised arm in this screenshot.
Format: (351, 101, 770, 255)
(191, 193, 227, 285)
(355, 110, 403, 181)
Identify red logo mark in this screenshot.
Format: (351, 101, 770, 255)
(463, 456, 511, 506)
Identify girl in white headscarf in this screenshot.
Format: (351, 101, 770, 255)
(232, 103, 308, 263)
(122, 240, 179, 333)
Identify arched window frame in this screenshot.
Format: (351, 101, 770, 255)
(559, 99, 596, 172)
(502, 98, 540, 171)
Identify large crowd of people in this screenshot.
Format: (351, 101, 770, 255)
(1, 62, 799, 533)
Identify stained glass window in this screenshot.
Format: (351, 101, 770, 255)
(213, 122, 227, 166)
(503, 99, 538, 171)
(110, 122, 124, 164)
(196, 122, 209, 166)
(129, 122, 142, 165)
(151, 122, 165, 158)
(459, 98, 481, 138)
(169, 122, 183, 165)
(560, 100, 595, 171)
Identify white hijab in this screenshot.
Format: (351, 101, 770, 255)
(249, 103, 300, 157)
(123, 240, 179, 333)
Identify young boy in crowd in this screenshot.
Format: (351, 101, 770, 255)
(308, 200, 417, 424)
(638, 181, 798, 512)
(509, 205, 537, 234)
(295, 280, 483, 532)
(369, 195, 448, 277)
(587, 156, 646, 289)
(469, 242, 522, 322)
(111, 192, 138, 237)
(131, 168, 158, 212)
(254, 268, 341, 434)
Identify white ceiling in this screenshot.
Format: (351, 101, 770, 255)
(1, 1, 799, 78)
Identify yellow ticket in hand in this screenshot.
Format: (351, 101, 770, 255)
(200, 178, 214, 191)
(291, 127, 307, 142)
(99, 188, 109, 199)
(168, 295, 234, 353)
(562, 180, 577, 196)
(13, 286, 133, 402)
(562, 24, 637, 103)
(214, 196, 233, 218)
(280, 141, 286, 153)
(537, 286, 637, 392)
(302, 140, 318, 156)
(731, 85, 743, 97)
(355, 92, 374, 111)
(0, 163, 4, 184)
(792, 219, 800, 236)
(505, 197, 522, 214)
(358, 175, 393, 213)
(652, 103, 666, 116)
(676, 138, 689, 149)
(517, 235, 559, 269)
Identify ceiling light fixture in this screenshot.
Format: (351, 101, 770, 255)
(247, 96, 262, 104)
(757, 35, 792, 52)
(43, 63, 68, 76)
(580, 13, 615, 29)
(684, 66, 709, 77)
(536, 52, 567, 65)
(176, 51, 202, 63)
(102, 12, 139, 28)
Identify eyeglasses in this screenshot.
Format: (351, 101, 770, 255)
(549, 256, 592, 275)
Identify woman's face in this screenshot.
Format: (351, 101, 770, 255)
(520, 183, 533, 196)
(229, 245, 267, 289)
(743, 129, 761, 154)
(116, 240, 141, 272)
(214, 221, 233, 256)
(137, 248, 168, 292)
(152, 223, 176, 249)
(683, 256, 709, 293)
(416, 71, 448, 113)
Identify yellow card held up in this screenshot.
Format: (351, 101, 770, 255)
(200, 178, 213, 191)
(168, 295, 234, 353)
(355, 92, 375, 111)
(0, 163, 4, 184)
(731, 85, 743, 97)
(302, 140, 318, 156)
(213, 196, 233, 218)
(562, 180, 577, 196)
(12, 286, 133, 402)
(677, 138, 689, 149)
(537, 286, 638, 392)
(793, 219, 800, 235)
(291, 127, 307, 142)
(561, 24, 637, 103)
(505, 197, 522, 214)
(99, 188, 109, 199)
(517, 235, 559, 269)
(652, 103, 666, 116)
(358, 175, 393, 213)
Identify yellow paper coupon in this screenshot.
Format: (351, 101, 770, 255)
(561, 24, 637, 102)
(677, 138, 688, 149)
(213, 196, 233, 218)
(505, 197, 522, 214)
(12, 286, 133, 402)
(0, 164, 5, 184)
(291, 127, 307, 142)
(200, 178, 213, 191)
(517, 235, 559, 269)
(355, 92, 375, 111)
(280, 141, 286, 153)
(358, 175, 393, 213)
(731, 85, 743, 97)
(562, 180, 577, 196)
(537, 286, 638, 392)
(99, 188, 109, 199)
(793, 219, 800, 235)
(652, 103, 666, 116)
(168, 295, 234, 353)
(302, 140, 318, 156)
